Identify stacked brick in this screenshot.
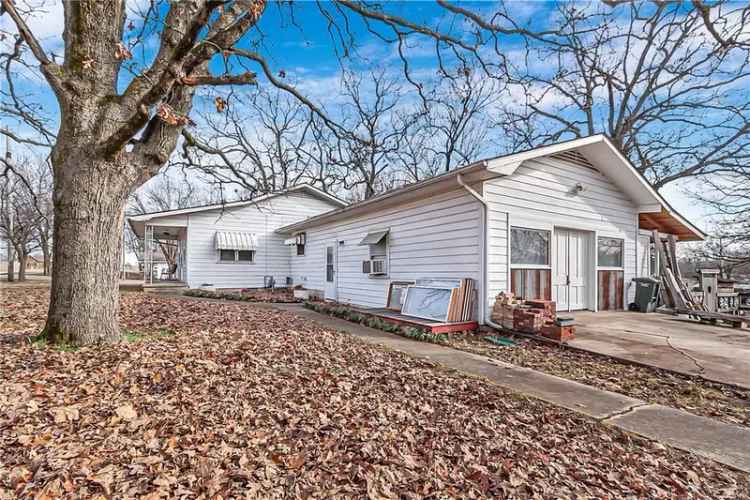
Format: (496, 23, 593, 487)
(513, 307, 545, 333)
(490, 293, 576, 342)
(490, 292, 518, 330)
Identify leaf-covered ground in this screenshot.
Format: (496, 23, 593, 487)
(1, 289, 748, 498)
(446, 333, 750, 428)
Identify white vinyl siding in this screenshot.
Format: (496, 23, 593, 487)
(290, 188, 483, 309)
(484, 154, 639, 309)
(171, 192, 338, 289)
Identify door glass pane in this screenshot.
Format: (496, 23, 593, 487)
(326, 246, 334, 282)
(598, 237, 623, 267)
(511, 227, 550, 265)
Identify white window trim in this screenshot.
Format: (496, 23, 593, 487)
(217, 249, 256, 264)
(596, 236, 624, 269)
(510, 225, 552, 268)
(295, 232, 306, 256)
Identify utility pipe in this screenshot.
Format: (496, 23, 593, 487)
(456, 173, 504, 331)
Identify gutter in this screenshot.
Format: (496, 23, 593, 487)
(456, 172, 502, 331)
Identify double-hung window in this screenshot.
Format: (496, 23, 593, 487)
(359, 229, 389, 276)
(296, 233, 306, 256)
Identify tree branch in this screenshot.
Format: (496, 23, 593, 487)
(1, 0, 64, 93)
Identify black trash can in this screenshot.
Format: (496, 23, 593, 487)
(632, 277, 660, 312)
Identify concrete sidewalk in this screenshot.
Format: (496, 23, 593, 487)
(276, 303, 750, 473)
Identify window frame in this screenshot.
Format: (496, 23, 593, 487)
(510, 226, 551, 268)
(295, 232, 306, 256)
(597, 236, 624, 269)
(218, 249, 255, 263)
(237, 250, 255, 262)
(219, 249, 237, 262)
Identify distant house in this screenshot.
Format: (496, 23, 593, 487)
(127, 135, 704, 324)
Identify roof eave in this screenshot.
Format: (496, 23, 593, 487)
(126, 184, 347, 223)
(277, 162, 495, 234)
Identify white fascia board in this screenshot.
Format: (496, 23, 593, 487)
(637, 204, 663, 213)
(127, 184, 346, 223)
(290, 184, 348, 208)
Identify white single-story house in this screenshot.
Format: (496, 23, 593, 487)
(127, 184, 347, 289)
(127, 135, 704, 325)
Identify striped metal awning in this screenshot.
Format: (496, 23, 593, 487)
(359, 229, 389, 246)
(215, 231, 258, 250)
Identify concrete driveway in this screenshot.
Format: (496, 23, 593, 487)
(568, 310, 750, 389)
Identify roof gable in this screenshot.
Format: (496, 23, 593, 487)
(486, 135, 705, 240)
(277, 135, 703, 240)
(127, 184, 346, 223)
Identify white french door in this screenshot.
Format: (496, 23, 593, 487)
(553, 229, 590, 311)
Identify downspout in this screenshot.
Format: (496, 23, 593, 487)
(456, 172, 502, 331)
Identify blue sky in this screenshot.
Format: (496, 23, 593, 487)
(1, 1, 714, 230)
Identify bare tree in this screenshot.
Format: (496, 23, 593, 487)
(1, 0, 552, 344)
(337, 70, 415, 199)
(500, 1, 750, 190)
(0, 156, 43, 281)
(176, 88, 315, 195)
(689, 170, 750, 277)
(425, 66, 500, 173)
(686, 225, 749, 279)
(129, 169, 211, 215)
(29, 159, 53, 276)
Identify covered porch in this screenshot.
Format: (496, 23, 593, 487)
(127, 219, 188, 289)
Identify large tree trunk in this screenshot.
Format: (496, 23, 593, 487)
(42, 242, 51, 276)
(44, 157, 133, 345)
(6, 250, 14, 282)
(17, 248, 27, 282)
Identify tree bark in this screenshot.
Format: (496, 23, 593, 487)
(43, 157, 133, 345)
(16, 247, 26, 281)
(42, 244, 51, 276)
(6, 251, 14, 282)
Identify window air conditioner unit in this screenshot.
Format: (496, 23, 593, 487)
(362, 257, 387, 275)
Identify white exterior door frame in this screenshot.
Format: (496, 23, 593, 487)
(324, 240, 338, 300)
(552, 227, 594, 312)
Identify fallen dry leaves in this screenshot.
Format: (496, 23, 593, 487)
(447, 333, 750, 428)
(1, 288, 748, 498)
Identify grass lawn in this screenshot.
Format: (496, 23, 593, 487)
(1, 288, 748, 498)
